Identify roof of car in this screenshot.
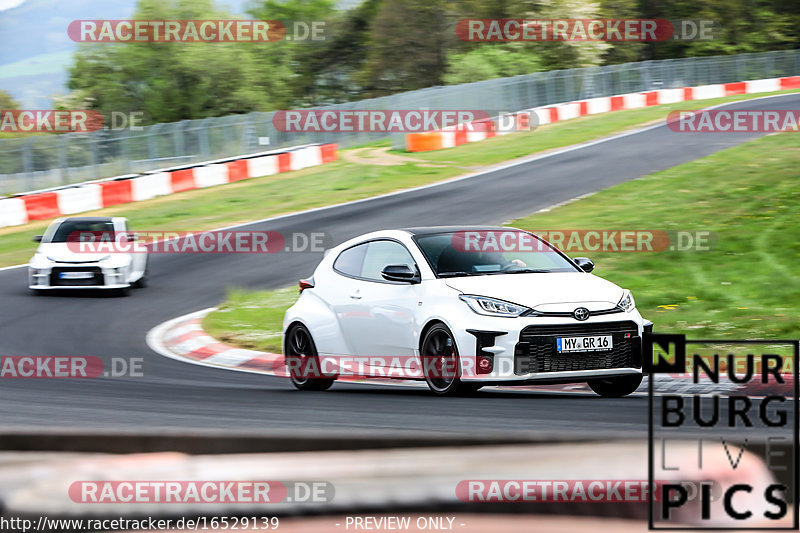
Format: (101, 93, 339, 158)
(401, 226, 518, 236)
(60, 216, 114, 223)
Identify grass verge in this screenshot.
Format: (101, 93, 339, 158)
(203, 130, 799, 351)
(2, 89, 797, 268)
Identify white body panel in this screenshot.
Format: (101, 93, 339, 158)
(28, 217, 148, 291)
(284, 229, 649, 386)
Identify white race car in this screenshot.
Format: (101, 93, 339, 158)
(283, 227, 651, 396)
(28, 216, 148, 294)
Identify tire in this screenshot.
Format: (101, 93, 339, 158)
(420, 324, 474, 396)
(458, 383, 484, 394)
(284, 324, 334, 391)
(115, 286, 130, 297)
(588, 374, 643, 398)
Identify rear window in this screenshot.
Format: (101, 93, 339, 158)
(333, 243, 368, 277)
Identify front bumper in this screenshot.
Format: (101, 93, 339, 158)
(452, 311, 646, 383)
(28, 265, 131, 289)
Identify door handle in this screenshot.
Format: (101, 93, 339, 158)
(349, 290, 362, 299)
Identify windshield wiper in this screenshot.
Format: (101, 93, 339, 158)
(438, 271, 485, 278)
(499, 268, 552, 274)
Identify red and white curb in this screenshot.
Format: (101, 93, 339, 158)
(405, 76, 800, 151)
(146, 308, 791, 397)
(146, 308, 599, 393)
(146, 308, 428, 387)
(0, 143, 338, 229)
(146, 308, 285, 377)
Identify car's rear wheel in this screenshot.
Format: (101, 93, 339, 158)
(284, 324, 334, 391)
(588, 374, 643, 398)
(421, 324, 473, 396)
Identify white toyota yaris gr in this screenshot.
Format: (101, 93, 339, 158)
(282, 227, 651, 396)
(28, 216, 148, 294)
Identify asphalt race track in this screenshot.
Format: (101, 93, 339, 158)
(1, 93, 797, 438)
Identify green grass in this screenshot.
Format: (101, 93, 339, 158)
(510, 132, 799, 340)
(203, 287, 299, 353)
(2, 89, 797, 268)
(204, 130, 800, 350)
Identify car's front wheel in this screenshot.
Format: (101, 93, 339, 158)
(588, 374, 643, 398)
(284, 324, 334, 391)
(421, 324, 474, 396)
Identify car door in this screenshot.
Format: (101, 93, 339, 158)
(339, 239, 421, 364)
(329, 242, 371, 359)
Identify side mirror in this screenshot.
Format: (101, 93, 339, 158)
(381, 264, 420, 284)
(573, 257, 594, 272)
(33, 235, 43, 242)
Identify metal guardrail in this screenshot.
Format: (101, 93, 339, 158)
(1, 49, 798, 194)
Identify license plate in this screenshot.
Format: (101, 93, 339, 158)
(59, 272, 93, 280)
(556, 335, 612, 353)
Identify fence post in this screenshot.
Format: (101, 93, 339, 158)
(58, 135, 68, 185)
(173, 121, 185, 162)
(22, 139, 32, 173)
(90, 132, 99, 180)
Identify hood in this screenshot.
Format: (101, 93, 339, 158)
(35, 243, 118, 264)
(444, 272, 624, 311)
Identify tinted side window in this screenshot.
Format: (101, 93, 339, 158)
(360, 240, 416, 281)
(333, 243, 368, 277)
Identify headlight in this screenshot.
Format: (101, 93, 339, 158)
(618, 290, 635, 312)
(460, 295, 530, 317)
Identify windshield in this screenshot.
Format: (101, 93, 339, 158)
(45, 220, 116, 243)
(415, 230, 580, 277)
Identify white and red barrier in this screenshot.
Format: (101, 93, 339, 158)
(406, 76, 800, 152)
(0, 143, 339, 229)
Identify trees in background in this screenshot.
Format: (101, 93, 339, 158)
(0, 90, 20, 110)
(65, 0, 800, 123)
(67, 0, 284, 124)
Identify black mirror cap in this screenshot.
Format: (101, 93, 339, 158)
(381, 264, 421, 284)
(573, 257, 594, 272)
(33, 235, 43, 242)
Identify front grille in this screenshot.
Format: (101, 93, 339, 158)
(515, 321, 640, 374)
(50, 267, 104, 286)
